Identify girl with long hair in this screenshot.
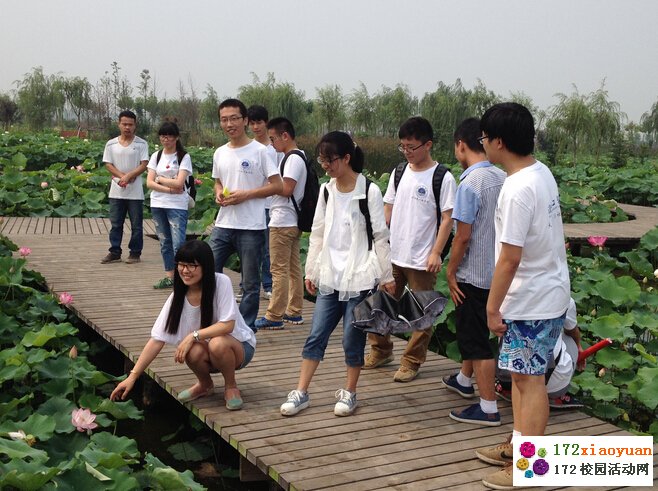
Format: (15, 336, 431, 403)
(110, 240, 256, 410)
(146, 121, 193, 289)
(280, 131, 395, 417)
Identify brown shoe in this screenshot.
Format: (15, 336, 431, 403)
(393, 365, 418, 382)
(482, 463, 513, 490)
(100, 253, 121, 264)
(476, 438, 513, 466)
(124, 254, 141, 264)
(363, 353, 394, 369)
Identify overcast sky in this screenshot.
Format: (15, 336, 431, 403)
(2, 0, 656, 122)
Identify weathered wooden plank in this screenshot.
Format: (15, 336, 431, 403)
(2, 223, 647, 491)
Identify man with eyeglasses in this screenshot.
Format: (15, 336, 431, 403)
(100, 110, 149, 265)
(363, 116, 456, 383)
(209, 99, 283, 330)
(476, 103, 570, 490)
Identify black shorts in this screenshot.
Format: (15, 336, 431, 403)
(455, 282, 494, 360)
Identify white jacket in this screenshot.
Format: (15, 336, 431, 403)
(305, 174, 394, 300)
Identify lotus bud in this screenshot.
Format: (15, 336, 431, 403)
(19, 247, 31, 257)
(69, 346, 78, 359)
(654, 269, 658, 279)
(41, 182, 49, 189)
(59, 292, 74, 305)
(642, 277, 648, 284)
(598, 368, 606, 378)
(576, 267, 582, 274)
(622, 412, 630, 422)
(590, 308, 597, 316)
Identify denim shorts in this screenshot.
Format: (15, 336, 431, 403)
(238, 341, 255, 370)
(498, 315, 564, 375)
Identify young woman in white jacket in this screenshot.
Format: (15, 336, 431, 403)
(280, 131, 395, 417)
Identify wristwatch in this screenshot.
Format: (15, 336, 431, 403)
(193, 330, 200, 342)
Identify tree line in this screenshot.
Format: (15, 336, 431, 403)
(1, 64, 658, 164)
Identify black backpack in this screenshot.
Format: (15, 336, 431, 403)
(323, 178, 374, 251)
(280, 149, 320, 232)
(393, 161, 452, 259)
(156, 149, 196, 200)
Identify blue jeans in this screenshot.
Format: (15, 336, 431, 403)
(209, 227, 265, 329)
(108, 198, 143, 256)
(152, 207, 188, 272)
(240, 208, 272, 292)
(302, 290, 370, 367)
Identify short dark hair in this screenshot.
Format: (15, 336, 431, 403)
(481, 102, 535, 156)
(398, 116, 433, 143)
(267, 117, 296, 139)
(316, 131, 364, 173)
(118, 110, 137, 121)
(454, 118, 485, 153)
(218, 98, 247, 118)
(247, 105, 269, 122)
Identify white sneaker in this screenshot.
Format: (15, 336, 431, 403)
(280, 390, 310, 416)
(334, 389, 358, 416)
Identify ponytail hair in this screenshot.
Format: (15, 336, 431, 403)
(316, 131, 364, 173)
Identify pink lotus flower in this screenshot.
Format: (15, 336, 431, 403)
(71, 408, 98, 433)
(59, 292, 74, 305)
(194, 178, 202, 186)
(587, 236, 607, 249)
(75, 165, 85, 173)
(40, 182, 49, 189)
(19, 247, 31, 257)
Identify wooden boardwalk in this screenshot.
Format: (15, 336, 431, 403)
(1, 216, 656, 490)
(563, 203, 658, 245)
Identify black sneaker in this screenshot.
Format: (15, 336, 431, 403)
(101, 253, 121, 264)
(124, 254, 141, 264)
(442, 374, 475, 398)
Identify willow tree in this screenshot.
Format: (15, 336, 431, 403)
(15, 67, 61, 130)
(588, 82, 625, 163)
(640, 99, 658, 146)
(314, 84, 347, 134)
(373, 84, 418, 137)
(547, 86, 592, 163)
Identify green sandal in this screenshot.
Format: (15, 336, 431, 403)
(153, 277, 174, 289)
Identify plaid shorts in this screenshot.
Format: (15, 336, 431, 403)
(498, 315, 564, 375)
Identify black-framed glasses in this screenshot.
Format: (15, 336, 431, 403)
(397, 142, 427, 154)
(477, 135, 490, 144)
(219, 115, 244, 125)
(317, 156, 341, 165)
(176, 262, 199, 272)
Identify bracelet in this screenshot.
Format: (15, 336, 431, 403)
(129, 369, 139, 375)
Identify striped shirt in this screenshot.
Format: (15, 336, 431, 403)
(452, 161, 506, 289)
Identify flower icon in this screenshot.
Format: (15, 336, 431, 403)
(19, 247, 31, 257)
(71, 408, 98, 434)
(59, 292, 74, 305)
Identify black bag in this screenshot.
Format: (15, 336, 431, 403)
(280, 150, 320, 232)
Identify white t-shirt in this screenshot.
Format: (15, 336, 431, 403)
(103, 136, 149, 200)
(151, 273, 256, 348)
(384, 163, 456, 270)
(324, 189, 355, 289)
(269, 151, 307, 228)
(264, 144, 281, 210)
(212, 140, 278, 230)
(495, 161, 570, 320)
(147, 151, 193, 210)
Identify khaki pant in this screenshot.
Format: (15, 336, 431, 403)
(265, 226, 303, 322)
(367, 264, 437, 370)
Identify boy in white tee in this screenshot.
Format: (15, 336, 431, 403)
(476, 103, 570, 490)
(209, 99, 282, 329)
(364, 117, 455, 382)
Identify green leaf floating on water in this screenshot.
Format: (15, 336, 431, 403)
(593, 276, 640, 304)
(627, 367, 658, 410)
(594, 348, 634, 369)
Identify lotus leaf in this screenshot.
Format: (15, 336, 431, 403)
(0, 363, 30, 383)
(0, 437, 49, 461)
(77, 447, 138, 469)
(53, 202, 83, 217)
(633, 344, 657, 364)
(627, 367, 658, 409)
(590, 402, 624, 420)
(90, 433, 140, 458)
(167, 441, 214, 462)
(144, 453, 206, 491)
(40, 378, 75, 398)
(619, 251, 654, 277)
(586, 313, 635, 342)
(594, 348, 634, 369)
(0, 460, 59, 491)
(94, 398, 143, 421)
(593, 276, 641, 304)
(639, 226, 658, 251)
